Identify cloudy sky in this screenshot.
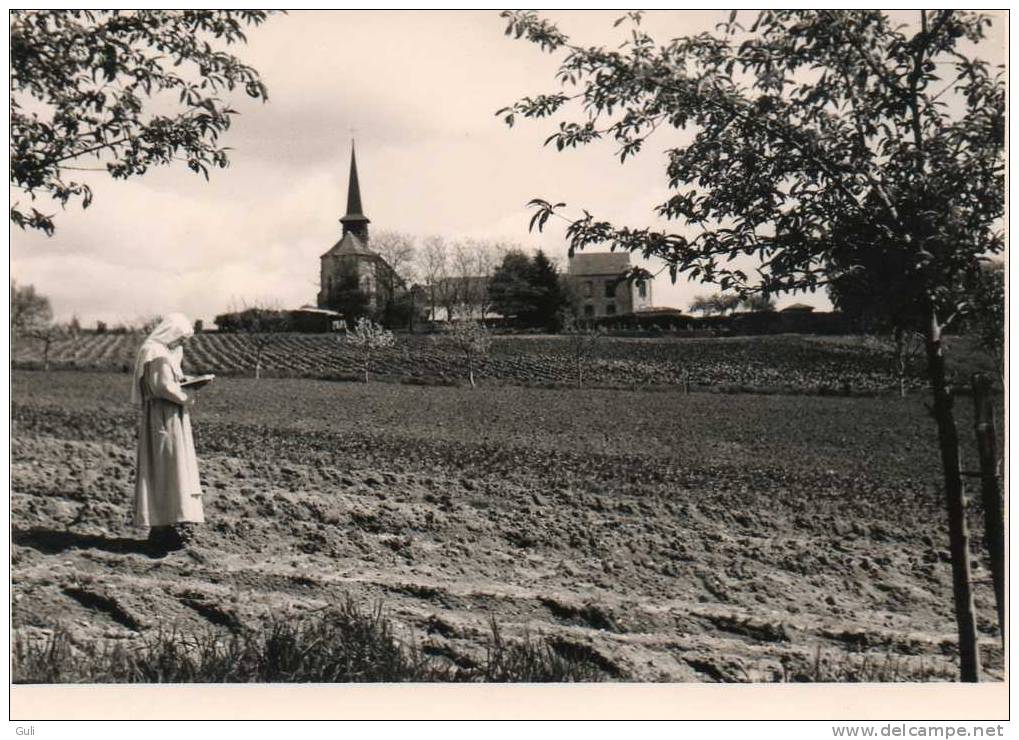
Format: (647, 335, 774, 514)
(10, 10, 1006, 326)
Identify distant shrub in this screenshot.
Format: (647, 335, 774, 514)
(214, 308, 291, 333)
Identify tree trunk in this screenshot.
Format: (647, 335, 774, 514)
(43, 336, 52, 372)
(894, 326, 907, 398)
(577, 355, 583, 388)
(925, 310, 980, 682)
(971, 373, 1005, 648)
(468, 353, 475, 388)
(363, 350, 370, 384)
(255, 348, 262, 380)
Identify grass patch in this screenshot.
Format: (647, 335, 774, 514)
(780, 646, 957, 682)
(13, 599, 611, 683)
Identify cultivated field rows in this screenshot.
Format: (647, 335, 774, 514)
(12, 332, 942, 395)
(10, 372, 1003, 682)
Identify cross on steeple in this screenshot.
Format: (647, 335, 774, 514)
(340, 140, 370, 241)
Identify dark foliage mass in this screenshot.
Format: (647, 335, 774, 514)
(213, 308, 291, 333)
(488, 249, 570, 330)
(10, 10, 273, 234)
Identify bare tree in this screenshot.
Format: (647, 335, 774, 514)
(371, 230, 421, 331)
(250, 312, 288, 380)
(450, 240, 480, 319)
(419, 235, 450, 321)
(29, 321, 79, 371)
(372, 230, 418, 286)
(217, 299, 287, 379)
(561, 315, 603, 388)
(863, 329, 925, 398)
(417, 237, 513, 322)
(446, 238, 513, 320)
(473, 240, 510, 320)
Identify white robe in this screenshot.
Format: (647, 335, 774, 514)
(134, 356, 204, 528)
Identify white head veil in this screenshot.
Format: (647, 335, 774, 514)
(132, 313, 194, 403)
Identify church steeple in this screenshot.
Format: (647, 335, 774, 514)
(340, 141, 370, 241)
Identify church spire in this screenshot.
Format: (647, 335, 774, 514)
(340, 140, 370, 240)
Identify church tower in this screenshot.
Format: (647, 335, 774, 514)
(339, 142, 370, 242)
(317, 142, 397, 315)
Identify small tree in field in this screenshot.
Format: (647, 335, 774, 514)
(249, 311, 288, 380)
(217, 303, 289, 379)
(561, 314, 603, 388)
(443, 317, 491, 388)
(30, 321, 80, 371)
(501, 9, 1004, 681)
(344, 317, 395, 383)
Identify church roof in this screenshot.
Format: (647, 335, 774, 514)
(340, 143, 370, 228)
(321, 232, 378, 259)
(568, 252, 631, 276)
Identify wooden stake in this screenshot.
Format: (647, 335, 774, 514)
(926, 311, 980, 681)
(972, 372, 1006, 648)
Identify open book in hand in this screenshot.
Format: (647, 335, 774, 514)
(180, 374, 216, 390)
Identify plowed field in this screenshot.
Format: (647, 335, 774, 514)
(11, 371, 1002, 682)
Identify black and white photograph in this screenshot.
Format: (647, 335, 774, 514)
(8, 7, 1008, 722)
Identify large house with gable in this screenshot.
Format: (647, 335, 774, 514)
(567, 252, 653, 319)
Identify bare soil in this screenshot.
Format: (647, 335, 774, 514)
(11, 371, 1003, 682)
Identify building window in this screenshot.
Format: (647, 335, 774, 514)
(606, 304, 616, 316)
(638, 281, 647, 299)
(583, 304, 595, 318)
(604, 281, 616, 299)
(583, 281, 593, 298)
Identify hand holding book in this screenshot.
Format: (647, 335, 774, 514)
(180, 374, 215, 390)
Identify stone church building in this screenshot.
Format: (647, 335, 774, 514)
(317, 144, 399, 315)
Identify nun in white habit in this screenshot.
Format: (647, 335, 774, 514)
(132, 313, 204, 549)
